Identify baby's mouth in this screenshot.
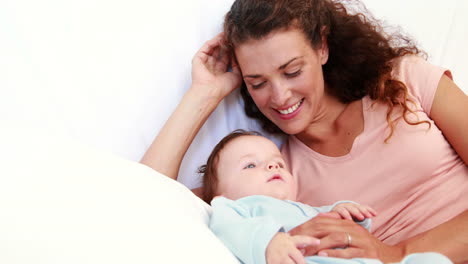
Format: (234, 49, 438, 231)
(267, 174, 284, 182)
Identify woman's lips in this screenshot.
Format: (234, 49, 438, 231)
(275, 98, 304, 120)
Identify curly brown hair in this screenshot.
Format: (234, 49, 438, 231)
(198, 129, 262, 203)
(223, 0, 430, 141)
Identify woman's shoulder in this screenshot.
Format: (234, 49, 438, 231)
(392, 55, 437, 79)
(392, 55, 451, 113)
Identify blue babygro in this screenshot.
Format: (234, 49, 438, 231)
(209, 195, 452, 264)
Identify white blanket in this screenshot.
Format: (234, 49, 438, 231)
(0, 127, 239, 263)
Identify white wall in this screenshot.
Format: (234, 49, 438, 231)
(0, 0, 233, 159)
(363, 0, 468, 91)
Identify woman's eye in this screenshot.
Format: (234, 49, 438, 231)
(244, 163, 256, 169)
(285, 70, 301, 78)
(251, 82, 265, 89)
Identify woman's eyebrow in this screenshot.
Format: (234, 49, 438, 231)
(243, 57, 303, 79)
(278, 57, 302, 70)
(244, 74, 262, 79)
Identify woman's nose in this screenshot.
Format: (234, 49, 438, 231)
(270, 81, 290, 106)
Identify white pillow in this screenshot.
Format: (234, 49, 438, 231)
(0, 126, 239, 264)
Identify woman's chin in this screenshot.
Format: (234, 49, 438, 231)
(275, 124, 305, 136)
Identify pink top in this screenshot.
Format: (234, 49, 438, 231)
(282, 56, 468, 245)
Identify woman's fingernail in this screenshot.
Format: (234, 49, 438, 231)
(318, 252, 328, 257)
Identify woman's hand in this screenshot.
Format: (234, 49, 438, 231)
(141, 33, 241, 180)
(288, 215, 404, 262)
(191, 32, 242, 101)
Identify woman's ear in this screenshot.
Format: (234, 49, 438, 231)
(319, 36, 329, 65)
(319, 27, 329, 65)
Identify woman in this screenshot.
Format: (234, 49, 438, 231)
(141, 0, 468, 262)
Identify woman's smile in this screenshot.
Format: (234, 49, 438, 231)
(275, 98, 304, 119)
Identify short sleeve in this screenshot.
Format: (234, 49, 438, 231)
(392, 56, 452, 114)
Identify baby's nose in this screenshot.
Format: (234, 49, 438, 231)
(268, 163, 279, 170)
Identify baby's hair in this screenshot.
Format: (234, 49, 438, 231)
(198, 129, 262, 203)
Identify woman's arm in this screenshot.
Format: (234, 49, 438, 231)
(289, 210, 468, 263)
(399, 210, 468, 264)
(140, 33, 241, 179)
(140, 88, 220, 179)
(430, 74, 468, 164)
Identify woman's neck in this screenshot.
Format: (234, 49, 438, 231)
(296, 95, 364, 156)
(298, 94, 348, 141)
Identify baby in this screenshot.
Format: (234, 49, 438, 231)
(199, 130, 452, 264)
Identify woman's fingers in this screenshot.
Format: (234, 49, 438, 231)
(317, 211, 342, 219)
(317, 231, 356, 250)
(199, 33, 224, 55)
(305, 232, 365, 257)
(291, 235, 321, 249)
(190, 32, 242, 96)
(194, 32, 235, 77)
(289, 216, 370, 256)
(290, 215, 401, 260)
(213, 49, 229, 75)
(289, 215, 348, 237)
(207, 45, 220, 71)
(193, 33, 224, 65)
(317, 247, 365, 258)
(316, 229, 382, 259)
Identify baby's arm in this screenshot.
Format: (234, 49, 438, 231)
(210, 197, 283, 264)
(210, 197, 318, 264)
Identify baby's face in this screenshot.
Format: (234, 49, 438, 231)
(215, 135, 297, 200)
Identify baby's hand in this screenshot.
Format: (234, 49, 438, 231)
(332, 203, 377, 221)
(266, 232, 319, 264)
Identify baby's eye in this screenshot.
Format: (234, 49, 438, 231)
(244, 163, 256, 169)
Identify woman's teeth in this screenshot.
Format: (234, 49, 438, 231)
(278, 99, 303, 115)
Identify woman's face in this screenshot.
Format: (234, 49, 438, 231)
(235, 28, 329, 135)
